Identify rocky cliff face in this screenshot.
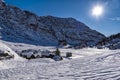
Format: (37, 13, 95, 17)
(0, 0, 105, 47)
(97, 33, 120, 49)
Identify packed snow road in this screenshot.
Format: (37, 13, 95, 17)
(0, 48, 120, 80)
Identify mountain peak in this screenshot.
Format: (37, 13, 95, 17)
(0, 0, 6, 8)
(0, 0, 105, 47)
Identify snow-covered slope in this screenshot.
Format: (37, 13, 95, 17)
(0, 0, 105, 47)
(1, 0, 120, 79)
(97, 33, 120, 49)
(0, 41, 22, 60)
(0, 47, 120, 80)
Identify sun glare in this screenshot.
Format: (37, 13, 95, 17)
(92, 5, 103, 17)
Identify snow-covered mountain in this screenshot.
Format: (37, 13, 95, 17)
(0, 0, 105, 47)
(1, 1, 120, 79)
(97, 33, 120, 49)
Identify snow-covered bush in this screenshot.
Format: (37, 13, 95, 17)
(53, 55, 63, 61)
(19, 48, 63, 61)
(19, 49, 53, 59)
(52, 48, 63, 61)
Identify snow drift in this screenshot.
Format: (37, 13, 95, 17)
(0, 41, 22, 60)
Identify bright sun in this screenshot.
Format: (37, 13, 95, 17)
(92, 5, 103, 17)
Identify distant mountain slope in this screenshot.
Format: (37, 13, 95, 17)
(97, 33, 120, 49)
(0, 0, 105, 46)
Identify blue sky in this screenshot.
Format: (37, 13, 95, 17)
(5, 0, 120, 36)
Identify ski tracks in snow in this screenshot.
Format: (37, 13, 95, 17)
(0, 49, 120, 80)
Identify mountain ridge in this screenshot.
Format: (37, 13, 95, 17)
(97, 33, 120, 49)
(0, 0, 105, 47)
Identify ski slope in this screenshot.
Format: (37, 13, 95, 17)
(0, 44, 120, 80)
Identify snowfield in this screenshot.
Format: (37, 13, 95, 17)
(0, 41, 120, 80)
(0, 0, 120, 80)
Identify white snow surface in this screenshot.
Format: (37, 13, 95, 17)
(0, 41, 120, 80)
(0, 41, 23, 61)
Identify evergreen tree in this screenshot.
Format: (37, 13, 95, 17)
(55, 48, 61, 56)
